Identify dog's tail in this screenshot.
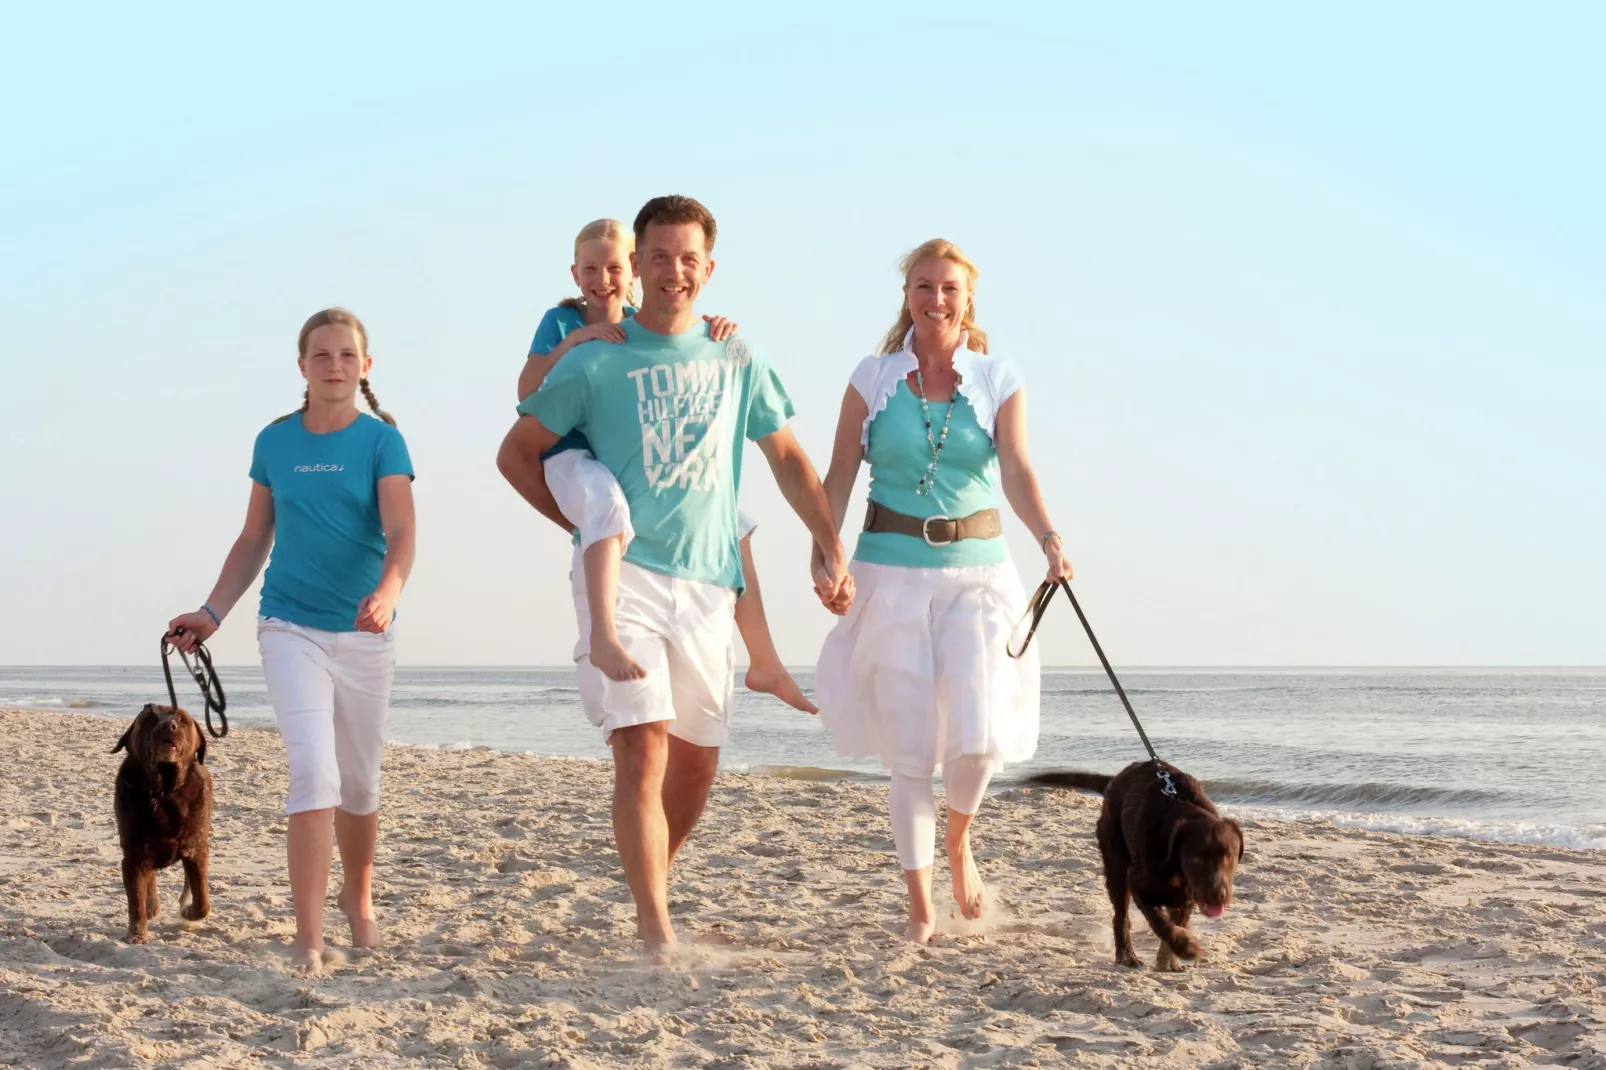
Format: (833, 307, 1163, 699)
(1023, 770, 1114, 795)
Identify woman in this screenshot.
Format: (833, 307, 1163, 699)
(815, 240, 1070, 943)
(168, 308, 416, 973)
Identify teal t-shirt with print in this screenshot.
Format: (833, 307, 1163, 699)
(855, 381, 1008, 568)
(518, 318, 793, 590)
(249, 412, 415, 632)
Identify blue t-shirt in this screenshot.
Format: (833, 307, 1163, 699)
(518, 319, 793, 590)
(855, 382, 1008, 569)
(249, 413, 415, 632)
(527, 304, 637, 460)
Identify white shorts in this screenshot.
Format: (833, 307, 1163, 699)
(543, 450, 635, 552)
(543, 448, 755, 551)
(570, 547, 738, 748)
(257, 616, 396, 815)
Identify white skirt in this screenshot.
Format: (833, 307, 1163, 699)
(816, 559, 1040, 778)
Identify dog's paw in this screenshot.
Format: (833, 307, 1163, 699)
(1155, 945, 1186, 972)
(1168, 931, 1201, 960)
(1116, 950, 1143, 969)
(181, 901, 209, 922)
(126, 929, 149, 945)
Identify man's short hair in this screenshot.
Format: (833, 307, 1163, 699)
(633, 195, 717, 252)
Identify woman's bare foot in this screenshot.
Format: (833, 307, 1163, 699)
(906, 918, 935, 944)
(338, 888, 380, 948)
(947, 834, 986, 920)
(590, 632, 647, 682)
(744, 662, 817, 714)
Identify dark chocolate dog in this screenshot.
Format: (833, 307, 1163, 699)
(112, 703, 212, 943)
(1028, 760, 1243, 971)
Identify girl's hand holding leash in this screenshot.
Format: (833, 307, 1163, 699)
(166, 611, 219, 651)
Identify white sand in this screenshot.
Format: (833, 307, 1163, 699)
(1, 706, 1603, 1068)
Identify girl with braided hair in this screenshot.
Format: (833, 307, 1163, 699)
(168, 307, 416, 973)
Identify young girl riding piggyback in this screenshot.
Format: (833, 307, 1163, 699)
(516, 219, 812, 712)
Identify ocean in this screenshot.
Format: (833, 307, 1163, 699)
(5, 666, 1602, 850)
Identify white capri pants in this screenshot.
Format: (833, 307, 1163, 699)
(888, 755, 996, 870)
(257, 616, 396, 815)
(544, 449, 757, 552)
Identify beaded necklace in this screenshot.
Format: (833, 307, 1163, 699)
(913, 367, 955, 497)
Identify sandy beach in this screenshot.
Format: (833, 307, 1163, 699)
(1, 706, 1603, 1069)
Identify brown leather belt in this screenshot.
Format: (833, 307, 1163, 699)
(863, 501, 1002, 546)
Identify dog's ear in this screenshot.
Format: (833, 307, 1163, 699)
(112, 704, 154, 754)
(194, 719, 207, 765)
(1162, 817, 1192, 871)
(1225, 818, 1244, 862)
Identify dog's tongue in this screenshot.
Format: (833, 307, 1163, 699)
(1200, 904, 1225, 919)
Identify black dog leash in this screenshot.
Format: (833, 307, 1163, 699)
(162, 630, 228, 738)
(1009, 579, 1176, 798)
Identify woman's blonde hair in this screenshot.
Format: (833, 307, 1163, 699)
(876, 238, 989, 356)
(282, 307, 397, 426)
(556, 218, 637, 312)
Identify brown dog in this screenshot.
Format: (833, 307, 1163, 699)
(1028, 760, 1243, 971)
(112, 703, 213, 943)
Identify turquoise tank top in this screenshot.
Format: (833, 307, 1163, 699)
(854, 380, 1008, 569)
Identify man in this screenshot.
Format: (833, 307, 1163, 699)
(497, 195, 851, 962)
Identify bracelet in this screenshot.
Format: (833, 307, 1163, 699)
(1040, 530, 1062, 552)
(200, 604, 221, 628)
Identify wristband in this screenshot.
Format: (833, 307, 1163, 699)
(200, 604, 221, 628)
(1040, 530, 1062, 552)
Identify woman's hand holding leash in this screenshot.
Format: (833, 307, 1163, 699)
(1042, 531, 1073, 583)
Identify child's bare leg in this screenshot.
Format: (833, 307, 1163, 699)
(585, 535, 646, 682)
(735, 534, 816, 713)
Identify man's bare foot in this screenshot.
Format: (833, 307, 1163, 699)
(744, 662, 817, 714)
(590, 633, 647, 682)
(947, 835, 986, 920)
(338, 888, 380, 948)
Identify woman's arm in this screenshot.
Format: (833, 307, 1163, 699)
(355, 474, 417, 633)
(167, 481, 276, 650)
(995, 389, 1073, 582)
(822, 385, 868, 533)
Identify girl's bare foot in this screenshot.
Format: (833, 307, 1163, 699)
(338, 888, 380, 948)
(744, 662, 817, 714)
(947, 834, 986, 920)
(290, 941, 327, 975)
(590, 632, 647, 682)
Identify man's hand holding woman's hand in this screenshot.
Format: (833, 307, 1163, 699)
(811, 541, 855, 615)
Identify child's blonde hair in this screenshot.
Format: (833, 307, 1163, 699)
(556, 218, 637, 311)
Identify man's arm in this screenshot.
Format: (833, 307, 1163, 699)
(755, 425, 853, 612)
(497, 416, 572, 532)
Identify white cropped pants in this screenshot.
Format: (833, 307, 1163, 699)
(257, 617, 396, 815)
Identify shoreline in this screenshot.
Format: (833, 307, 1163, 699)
(21, 704, 1606, 855)
(3, 705, 1605, 1067)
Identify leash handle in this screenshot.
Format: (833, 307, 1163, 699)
(161, 631, 229, 738)
(1009, 579, 1164, 770)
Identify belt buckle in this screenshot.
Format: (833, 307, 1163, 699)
(922, 515, 954, 546)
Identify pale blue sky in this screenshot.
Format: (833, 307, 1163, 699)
(2, 3, 1601, 666)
